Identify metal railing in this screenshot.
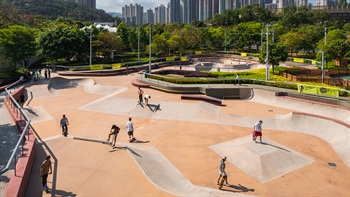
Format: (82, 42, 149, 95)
(0, 79, 31, 175)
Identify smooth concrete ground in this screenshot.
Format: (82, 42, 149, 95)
(22, 72, 350, 196)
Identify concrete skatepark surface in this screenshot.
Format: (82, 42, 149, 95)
(16, 73, 350, 196)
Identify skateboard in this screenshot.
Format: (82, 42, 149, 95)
(62, 128, 68, 137)
(218, 175, 227, 190)
(129, 137, 136, 143)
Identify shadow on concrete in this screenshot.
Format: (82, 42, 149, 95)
(260, 142, 292, 153)
(134, 140, 150, 143)
(125, 147, 142, 157)
(147, 104, 160, 112)
(24, 126, 74, 197)
(223, 184, 255, 193)
(23, 107, 38, 117)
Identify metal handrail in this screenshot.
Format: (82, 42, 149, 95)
(0, 79, 31, 175)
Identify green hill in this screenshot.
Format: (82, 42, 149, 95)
(0, 0, 115, 23)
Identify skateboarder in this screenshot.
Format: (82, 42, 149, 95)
(217, 156, 230, 187)
(60, 114, 69, 137)
(106, 124, 120, 147)
(144, 95, 151, 106)
(126, 117, 135, 142)
(40, 155, 52, 193)
(138, 87, 144, 104)
(253, 120, 263, 143)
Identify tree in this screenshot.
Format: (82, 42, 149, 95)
(38, 25, 89, 62)
(280, 31, 303, 56)
(0, 25, 38, 66)
(325, 39, 350, 67)
(259, 42, 288, 74)
(298, 25, 324, 53)
(168, 35, 185, 54)
(116, 22, 129, 51)
(151, 34, 169, 55)
(93, 32, 122, 59)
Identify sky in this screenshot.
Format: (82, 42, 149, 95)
(96, 0, 169, 13)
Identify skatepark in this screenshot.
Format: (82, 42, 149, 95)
(2, 65, 350, 196)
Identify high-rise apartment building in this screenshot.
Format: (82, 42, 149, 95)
(74, 0, 96, 9)
(170, 0, 181, 23)
(147, 9, 154, 24)
(155, 4, 167, 24)
(122, 4, 143, 26)
(182, 0, 199, 24)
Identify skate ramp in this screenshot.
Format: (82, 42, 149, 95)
(251, 89, 350, 123)
(210, 136, 314, 183)
(23, 106, 53, 124)
(48, 77, 125, 95)
(126, 144, 250, 196)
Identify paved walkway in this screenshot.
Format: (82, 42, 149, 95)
(0, 92, 20, 197)
(6, 72, 348, 197)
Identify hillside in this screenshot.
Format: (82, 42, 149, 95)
(0, 0, 115, 23)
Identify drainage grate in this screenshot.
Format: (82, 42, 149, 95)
(327, 162, 337, 167)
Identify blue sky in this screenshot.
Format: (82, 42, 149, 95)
(97, 0, 169, 13)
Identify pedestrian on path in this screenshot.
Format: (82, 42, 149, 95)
(253, 120, 263, 143)
(44, 68, 48, 79)
(60, 114, 69, 137)
(126, 117, 135, 142)
(216, 156, 230, 186)
(235, 74, 240, 85)
(106, 124, 120, 147)
(40, 155, 52, 193)
(48, 68, 51, 78)
(138, 87, 144, 104)
(19, 93, 25, 108)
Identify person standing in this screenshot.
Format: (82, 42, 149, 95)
(138, 87, 144, 104)
(235, 74, 239, 85)
(216, 156, 230, 186)
(48, 68, 51, 78)
(253, 120, 263, 143)
(106, 125, 120, 147)
(44, 68, 48, 79)
(60, 114, 69, 137)
(125, 117, 134, 142)
(19, 93, 25, 108)
(40, 155, 52, 193)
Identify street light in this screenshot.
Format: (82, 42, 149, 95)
(149, 25, 152, 74)
(318, 51, 324, 84)
(138, 28, 140, 63)
(90, 26, 92, 66)
(266, 25, 270, 81)
(224, 29, 227, 52)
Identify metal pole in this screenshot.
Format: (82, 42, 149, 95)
(138, 28, 140, 63)
(89, 27, 92, 66)
(149, 25, 152, 74)
(321, 51, 324, 84)
(266, 25, 269, 81)
(260, 29, 263, 51)
(324, 27, 327, 68)
(224, 29, 227, 52)
(272, 27, 274, 43)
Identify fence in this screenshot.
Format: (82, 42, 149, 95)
(0, 80, 32, 176)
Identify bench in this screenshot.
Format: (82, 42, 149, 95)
(181, 95, 226, 106)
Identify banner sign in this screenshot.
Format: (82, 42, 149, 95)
(166, 56, 175, 61)
(90, 65, 103, 70)
(294, 58, 304, 63)
(112, 63, 121, 69)
(181, 56, 187, 61)
(241, 53, 247, 56)
(297, 84, 339, 97)
(195, 51, 202, 55)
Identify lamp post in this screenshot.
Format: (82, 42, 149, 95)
(149, 25, 152, 74)
(324, 27, 327, 68)
(266, 25, 270, 81)
(224, 29, 227, 52)
(260, 29, 263, 52)
(89, 26, 92, 66)
(138, 28, 140, 63)
(318, 51, 324, 84)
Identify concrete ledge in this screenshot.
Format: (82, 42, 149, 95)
(181, 95, 226, 106)
(131, 78, 150, 88)
(73, 136, 111, 144)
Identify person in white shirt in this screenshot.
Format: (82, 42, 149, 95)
(125, 117, 134, 142)
(253, 120, 263, 143)
(144, 95, 151, 105)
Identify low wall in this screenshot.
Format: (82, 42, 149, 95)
(205, 88, 252, 99)
(3, 86, 36, 197)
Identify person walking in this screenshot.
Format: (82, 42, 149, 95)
(60, 114, 69, 137)
(125, 117, 135, 142)
(253, 120, 263, 143)
(138, 87, 144, 104)
(106, 125, 120, 147)
(217, 156, 230, 187)
(40, 155, 52, 193)
(19, 93, 25, 108)
(235, 74, 240, 85)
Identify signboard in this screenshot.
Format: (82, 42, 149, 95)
(195, 51, 202, 55)
(297, 84, 339, 97)
(166, 56, 175, 61)
(311, 60, 317, 65)
(90, 65, 103, 70)
(112, 63, 121, 69)
(294, 58, 304, 63)
(241, 53, 247, 57)
(181, 56, 187, 61)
